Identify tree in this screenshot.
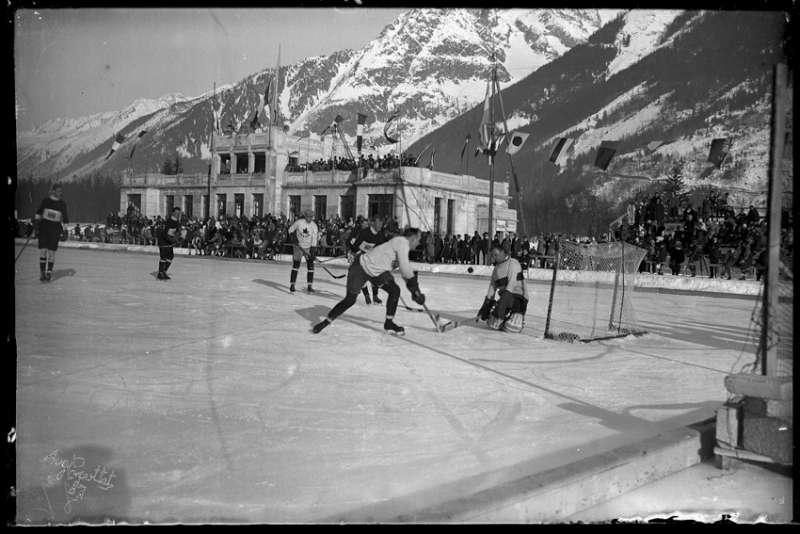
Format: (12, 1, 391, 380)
(661, 162, 687, 216)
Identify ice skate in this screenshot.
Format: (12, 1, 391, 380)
(384, 319, 405, 336)
(312, 318, 330, 334)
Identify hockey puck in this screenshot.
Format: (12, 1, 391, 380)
(467, 266, 474, 273)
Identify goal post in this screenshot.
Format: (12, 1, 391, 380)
(543, 238, 648, 342)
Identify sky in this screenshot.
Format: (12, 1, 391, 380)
(14, 7, 406, 131)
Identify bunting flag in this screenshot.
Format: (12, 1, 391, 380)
(707, 138, 730, 168)
(212, 93, 221, 134)
(384, 114, 399, 144)
(105, 133, 126, 160)
(549, 137, 574, 166)
(248, 107, 261, 132)
(594, 140, 618, 171)
(261, 79, 272, 124)
(356, 113, 367, 155)
(506, 131, 529, 156)
(128, 130, 147, 159)
(460, 133, 471, 160)
(428, 148, 436, 170)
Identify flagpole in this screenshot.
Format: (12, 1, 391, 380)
(486, 15, 496, 267)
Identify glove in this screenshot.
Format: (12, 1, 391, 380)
(478, 297, 495, 321)
(405, 272, 426, 305)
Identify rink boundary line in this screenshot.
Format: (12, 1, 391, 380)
(16, 238, 761, 299)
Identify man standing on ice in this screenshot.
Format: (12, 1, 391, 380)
(34, 183, 69, 282)
(287, 210, 319, 293)
(312, 227, 426, 336)
(349, 214, 388, 304)
(476, 244, 529, 333)
(156, 206, 182, 280)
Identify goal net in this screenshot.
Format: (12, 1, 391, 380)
(544, 239, 648, 342)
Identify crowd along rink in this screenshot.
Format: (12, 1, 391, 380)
(13, 245, 776, 524)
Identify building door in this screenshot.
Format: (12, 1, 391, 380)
(289, 195, 301, 219)
(447, 199, 455, 235)
(184, 195, 193, 218)
(127, 194, 141, 212)
(253, 193, 263, 218)
(314, 195, 327, 221)
(217, 194, 227, 217)
(165, 195, 175, 215)
(234, 193, 244, 217)
(340, 195, 355, 221)
(203, 195, 209, 219)
(368, 194, 394, 220)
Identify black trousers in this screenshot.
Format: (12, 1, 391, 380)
(328, 261, 400, 321)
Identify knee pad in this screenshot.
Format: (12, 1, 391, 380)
(292, 260, 301, 269)
(503, 312, 525, 333)
(487, 315, 505, 330)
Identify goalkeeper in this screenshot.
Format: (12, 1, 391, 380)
(476, 243, 529, 333)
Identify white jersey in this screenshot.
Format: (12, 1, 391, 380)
(360, 236, 414, 279)
(488, 257, 527, 300)
(288, 218, 319, 249)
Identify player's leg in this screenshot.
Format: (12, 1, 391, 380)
(371, 281, 382, 304)
(361, 285, 372, 304)
(163, 246, 174, 278)
(38, 248, 47, 281)
(290, 245, 303, 291)
(503, 295, 528, 333)
(305, 249, 314, 292)
(157, 246, 169, 279)
(313, 262, 367, 333)
(489, 290, 515, 330)
(46, 249, 56, 280)
(374, 273, 403, 334)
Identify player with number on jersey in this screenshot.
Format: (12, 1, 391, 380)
(287, 210, 319, 293)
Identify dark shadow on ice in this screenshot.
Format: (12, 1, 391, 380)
(252, 278, 341, 301)
(49, 268, 76, 281)
(295, 305, 335, 325)
(252, 278, 292, 293)
(16, 444, 132, 525)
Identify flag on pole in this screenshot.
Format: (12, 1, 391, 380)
(506, 131, 529, 156)
(356, 113, 367, 154)
(549, 137, 574, 166)
(105, 133, 126, 160)
(128, 130, 147, 159)
(478, 79, 492, 153)
(414, 143, 432, 166)
(262, 79, 272, 124)
(460, 133, 471, 160)
(594, 140, 618, 171)
(384, 114, 399, 143)
(212, 93, 221, 134)
(428, 148, 436, 170)
(707, 138, 730, 168)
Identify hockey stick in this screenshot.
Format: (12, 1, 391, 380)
(438, 315, 479, 332)
(14, 232, 35, 262)
(419, 302, 443, 333)
(399, 295, 425, 312)
(319, 263, 346, 279)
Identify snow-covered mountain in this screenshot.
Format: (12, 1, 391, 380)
(16, 8, 622, 179)
(406, 9, 791, 234)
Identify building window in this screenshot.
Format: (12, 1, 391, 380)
(220, 154, 232, 176)
(165, 195, 175, 215)
(447, 199, 455, 235)
(184, 195, 193, 218)
(434, 197, 442, 235)
(314, 195, 327, 221)
(217, 194, 227, 217)
(253, 193, 263, 218)
(235, 153, 249, 174)
(127, 194, 142, 212)
(340, 195, 355, 221)
(254, 152, 266, 174)
(202, 194, 209, 219)
(289, 195, 301, 219)
(234, 193, 244, 217)
(368, 194, 394, 221)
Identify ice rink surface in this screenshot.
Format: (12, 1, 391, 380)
(14, 246, 771, 523)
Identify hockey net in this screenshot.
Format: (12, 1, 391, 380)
(544, 239, 648, 342)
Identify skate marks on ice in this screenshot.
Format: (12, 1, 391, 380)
(251, 279, 341, 301)
(16, 445, 131, 525)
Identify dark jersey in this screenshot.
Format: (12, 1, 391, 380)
(349, 227, 387, 255)
(157, 217, 181, 247)
(36, 197, 69, 227)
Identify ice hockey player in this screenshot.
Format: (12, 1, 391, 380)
(476, 243, 529, 333)
(34, 183, 69, 282)
(349, 214, 388, 304)
(156, 206, 182, 280)
(287, 210, 319, 293)
(312, 227, 425, 335)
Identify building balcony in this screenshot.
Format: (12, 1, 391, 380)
(122, 173, 208, 187)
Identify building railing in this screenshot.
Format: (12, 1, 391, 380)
(122, 173, 208, 187)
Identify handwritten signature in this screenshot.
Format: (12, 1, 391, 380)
(42, 450, 116, 513)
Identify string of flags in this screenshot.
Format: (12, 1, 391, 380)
(105, 133, 126, 160)
(128, 130, 148, 159)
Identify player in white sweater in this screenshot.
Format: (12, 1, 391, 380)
(312, 227, 426, 335)
(287, 211, 319, 293)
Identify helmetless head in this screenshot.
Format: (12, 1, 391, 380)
(49, 184, 63, 200)
(404, 227, 422, 250)
(490, 244, 509, 265)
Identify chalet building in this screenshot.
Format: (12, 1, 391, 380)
(120, 125, 517, 235)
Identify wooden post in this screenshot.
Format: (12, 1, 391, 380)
(763, 63, 787, 377)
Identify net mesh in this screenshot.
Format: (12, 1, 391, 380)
(545, 240, 648, 341)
